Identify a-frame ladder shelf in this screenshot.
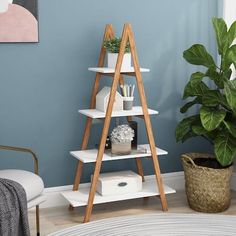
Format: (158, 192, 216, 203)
(79, 106, 158, 119)
(61, 177, 176, 207)
(65, 23, 173, 223)
(70, 144, 168, 163)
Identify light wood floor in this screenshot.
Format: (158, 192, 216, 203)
(29, 190, 236, 236)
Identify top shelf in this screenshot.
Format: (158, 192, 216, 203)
(88, 67, 150, 74)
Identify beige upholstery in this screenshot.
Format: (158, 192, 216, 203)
(0, 145, 46, 235)
(0, 169, 44, 201)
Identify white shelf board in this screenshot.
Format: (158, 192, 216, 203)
(79, 106, 158, 119)
(61, 177, 176, 207)
(70, 144, 168, 163)
(88, 67, 150, 73)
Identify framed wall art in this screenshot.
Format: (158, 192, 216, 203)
(0, 0, 38, 43)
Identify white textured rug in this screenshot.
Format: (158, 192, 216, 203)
(48, 213, 236, 236)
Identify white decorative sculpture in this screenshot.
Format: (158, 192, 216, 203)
(96, 86, 123, 112)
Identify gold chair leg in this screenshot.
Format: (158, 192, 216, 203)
(36, 205, 40, 236)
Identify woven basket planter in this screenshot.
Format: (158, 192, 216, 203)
(181, 153, 233, 213)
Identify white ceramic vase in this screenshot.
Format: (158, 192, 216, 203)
(108, 53, 131, 70)
(111, 141, 131, 155)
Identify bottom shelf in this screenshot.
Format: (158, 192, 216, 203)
(61, 176, 176, 207)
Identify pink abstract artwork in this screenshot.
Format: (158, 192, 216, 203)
(0, 0, 38, 43)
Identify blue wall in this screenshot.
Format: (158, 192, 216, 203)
(0, 0, 220, 187)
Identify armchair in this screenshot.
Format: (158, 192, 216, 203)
(0, 145, 46, 236)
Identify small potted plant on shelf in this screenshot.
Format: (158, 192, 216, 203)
(110, 124, 134, 155)
(175, 17, 236, 213)
(103, 37, 131, 70)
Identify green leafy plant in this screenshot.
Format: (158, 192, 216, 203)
(176, 17, 236, 167)
(103, 37, 130, 53)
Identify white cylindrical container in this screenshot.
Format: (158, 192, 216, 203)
(108, 53, 131, 70)
(123, 96, 134, 110)
(0, 0, 9, 13)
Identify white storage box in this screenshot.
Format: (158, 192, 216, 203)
(95, 170, 142, 196)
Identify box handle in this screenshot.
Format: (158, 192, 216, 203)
(118, 182, 127, 187)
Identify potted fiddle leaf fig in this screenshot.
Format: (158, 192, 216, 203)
(103, 37, 131, 70)
(176, 17, 236, 213)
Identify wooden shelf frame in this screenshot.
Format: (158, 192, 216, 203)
(70, 23, 168, 223)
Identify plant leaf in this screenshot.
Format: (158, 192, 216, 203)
(229, 78, 236, 88)
(214, 132, 236, 166)
(183, 81, 209, 99)
(212, 17, 228, 55)
(205, 68, 225, 89)
(183, 44, 216, 68)
(200, 106, 226, 131)
(222, 68, 232, 80)
(192, 124, 207, 135)
(224, 45, 236, 70)
(182, 130, 198, 142)
(227, 21, 236, 46)
(180, 97, 201, 113)
(189, 72, 205, 84)
(202, 90, 229, 108)
(224, 79, 236, 112)
(205, 130, 218, 142)
(175, 115, 200, 142)
(228, 45, 236, 62)
(223, 121, 236, 138)
(183, 72, 208, 99)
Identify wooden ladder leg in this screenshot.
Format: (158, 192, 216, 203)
(84, 26, 129, 223)
(119, 75, 145, 182)
(135, 158, 145, 182)
(128, 118, 145, 182)
(70, 76, 101, 210)
(72, 118, 96, 192)
(69, 161, 83, 210)
(136, 66, 167, 211)
(137, 84, 167, 210)
(71, 24, 115, 209)
(127, 24, 168, 211)
(83, 80, 119, 222)
(83, 73, 122, 222)
(83, 145, 105, 222)
(72, 160, 84, 191)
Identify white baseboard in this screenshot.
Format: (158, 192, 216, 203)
(40, 171, 236, 209)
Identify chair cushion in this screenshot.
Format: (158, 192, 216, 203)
(0, 169, 44, 201)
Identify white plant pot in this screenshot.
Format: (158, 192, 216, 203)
(0, 0, 9, 13)
(108, 53, 131, 70)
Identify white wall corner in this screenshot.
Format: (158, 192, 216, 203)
(223, 0, 236, 79)
(223, 0, 236, 25)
